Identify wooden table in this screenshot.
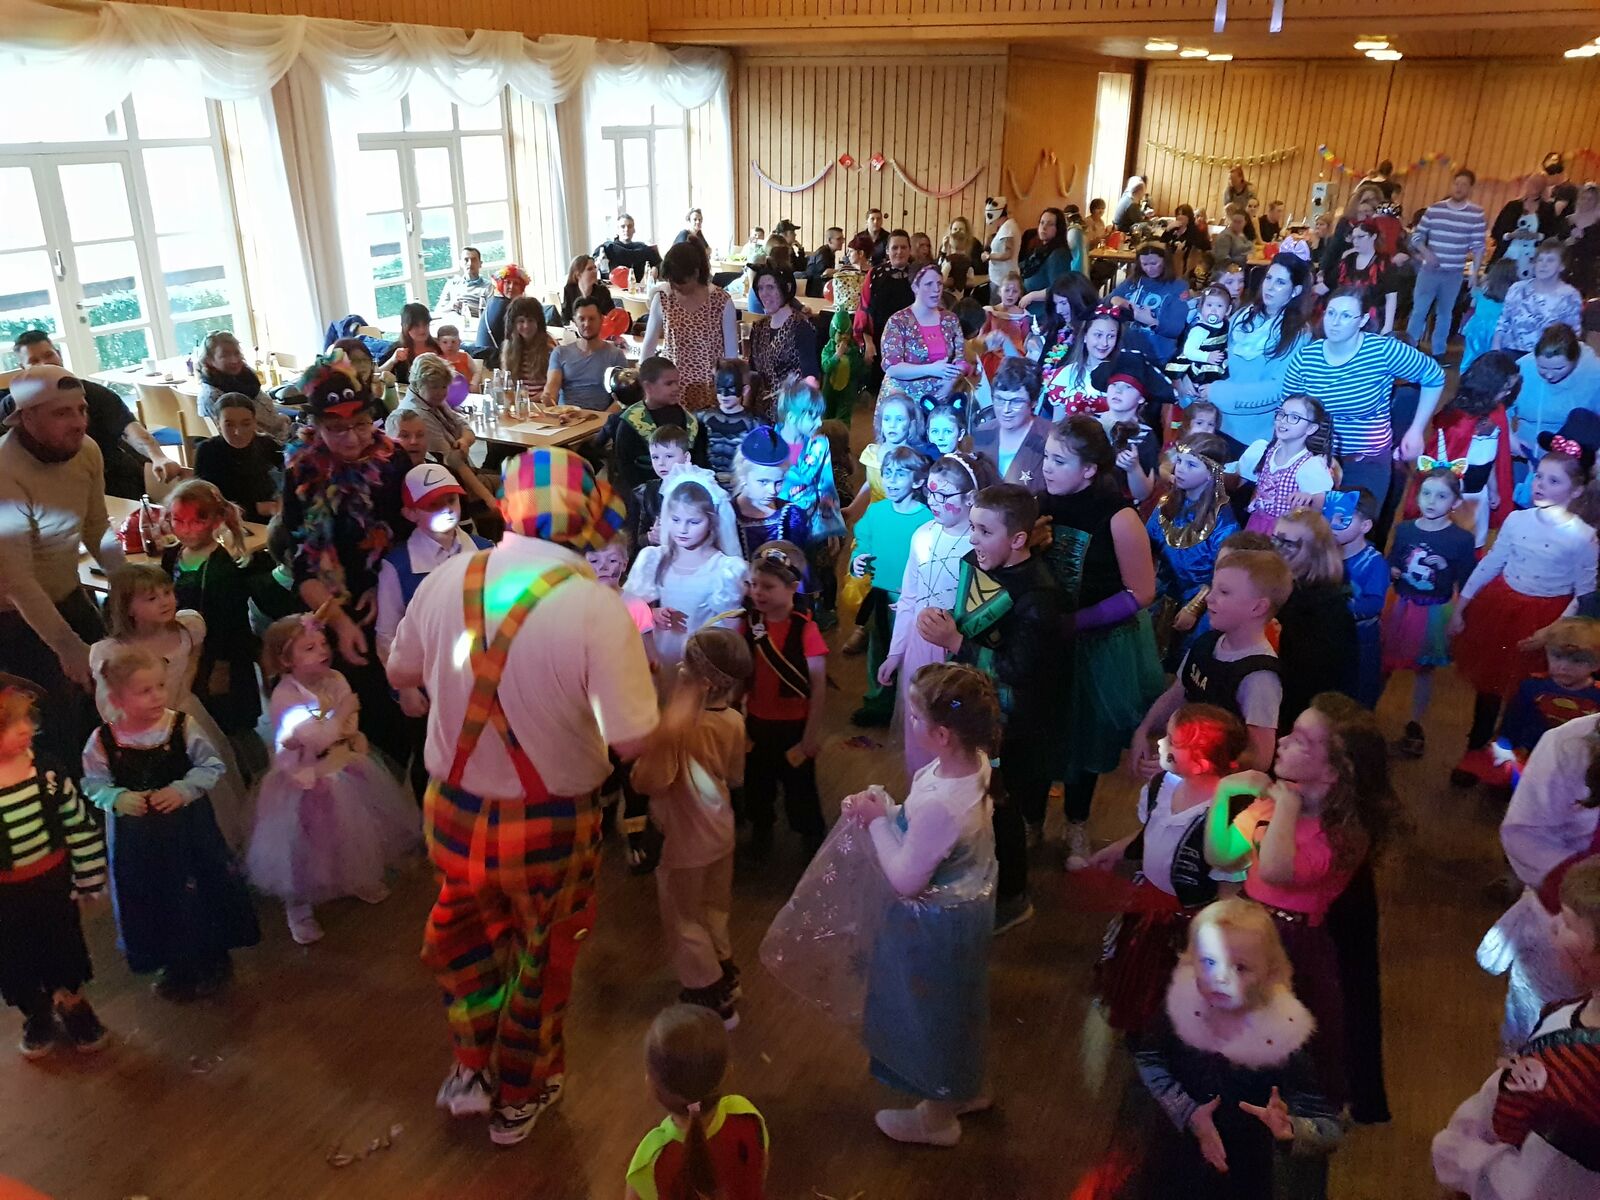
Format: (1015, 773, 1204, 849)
(469, 405, 608, 451)
(610, 283, 834, 324)
(90, 358, 202, 400)
(80, 497, 271, 592)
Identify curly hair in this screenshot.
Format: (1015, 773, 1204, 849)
(1307, 692, 1406, 869)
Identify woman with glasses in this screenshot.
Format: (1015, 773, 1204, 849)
(1280, 286, 1446, 506)
(278, 356, 411, 766)
(970, 358, 1052, 494)
(1270, 507, 1358, 730)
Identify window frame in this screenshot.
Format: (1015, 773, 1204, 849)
(596, 103, 690, 247)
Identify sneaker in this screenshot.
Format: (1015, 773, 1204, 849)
(719, 959, 742, 1001)
(1395, 722, 1426, 759)
(841, 626, 868, 655)
(19, 1010, 57, 1059)
(679, 982, 739, 1031)
(57, 1000, 109, 1052)
(488, 1084, 561, 1147)
(993, 895, 1035, 936)
(435, 1061, 495, 1118)
(1063, 822, 1092, 871)
(874, 1101, 961, 1146)
(287, 904, 324, 945)
(353, 882, 391, 905)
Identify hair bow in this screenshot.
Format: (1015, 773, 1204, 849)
(1417, 454, 1468, 477)
(1091, 302, 1129, 323)
(1551, 434, 1583, 458)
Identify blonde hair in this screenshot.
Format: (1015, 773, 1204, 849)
(1559, 857, 1600, 943)
(1527, 616, 1600, 664)
(260, 615, 325, 681)
(1182, 898, 1293, 997)
(165, 478, 248, 563)
(98, 643, 165, 694)
(1277, 507, 1343, 586)
(105, 564, 178, 640)
(407, 352, 454, 400)
(1215, 548, 1294, 613)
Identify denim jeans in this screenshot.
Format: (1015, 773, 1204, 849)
(1406, 266, 1464, 357)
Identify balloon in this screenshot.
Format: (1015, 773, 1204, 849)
(446, 372, 470, 408)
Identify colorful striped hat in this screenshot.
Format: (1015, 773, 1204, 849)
(499, 448, 625, 551)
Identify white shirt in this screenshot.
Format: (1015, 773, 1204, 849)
(1232, 439, 1337, 495)
(375, 527, 482, 658)
(1461, 507, 1598, 603)
(1501, 712, 1600, 888)
(388, 534, 659, 798)
(869, 760, 992, 897)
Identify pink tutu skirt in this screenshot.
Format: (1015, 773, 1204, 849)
(246, 757, 419, 905)
(1380, 593, 1454, 673)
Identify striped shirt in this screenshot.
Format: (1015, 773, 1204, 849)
(0, 767, 107, 890)
(1282, 335, 1446, 456)
(1414, 199, 1487, 273)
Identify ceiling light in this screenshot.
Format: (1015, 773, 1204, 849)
(1145, 39, 1178, 52)
(1366, 48, 1403, 60)
(1206, 53, 1234, 62)
(1179, 47, 1210, 58)
(1353, 39, 1389, 51)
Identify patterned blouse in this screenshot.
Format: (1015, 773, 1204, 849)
(880, 306, 965, 409)
(660, 284, 734, 411)
(749, 304, 822, 417)
(1495, 279, 1584, 354)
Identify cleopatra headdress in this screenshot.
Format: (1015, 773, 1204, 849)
(1158, 441, 1227, 550)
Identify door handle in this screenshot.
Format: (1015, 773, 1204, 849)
(53, 250, 65, 280)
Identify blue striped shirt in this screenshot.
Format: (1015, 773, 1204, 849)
(1281, 335, 1446, 456)
(1415, 199, 1487, 273)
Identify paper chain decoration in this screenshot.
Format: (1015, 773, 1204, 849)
(1144, 139, 1299, 168)
(752, 156, 983, 199)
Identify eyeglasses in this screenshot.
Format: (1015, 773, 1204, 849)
(996, 395, 1031, 410)
(1270, 534, 1307, 551)
(1273, 408, 1315, 427)
(927, 487, 970, 502)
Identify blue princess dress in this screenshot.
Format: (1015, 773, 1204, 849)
(863, 761, 996, 1103)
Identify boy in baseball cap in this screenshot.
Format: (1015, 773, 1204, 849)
(376, 462, 494, 799)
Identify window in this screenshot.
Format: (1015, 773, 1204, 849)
(0, 65, 248, 372)
(594, 102, 689, 247)
(353, 78, 514, 322)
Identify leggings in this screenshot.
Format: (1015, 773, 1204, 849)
(995, 736, 1049, 901)
(1061, 768, 1099, 825)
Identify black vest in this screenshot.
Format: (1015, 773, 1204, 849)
(866, 263, 912, 338)
(1181, 630, 1280, 720)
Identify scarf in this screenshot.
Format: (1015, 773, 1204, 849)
(286, 432, 398, 603)
(1019, 236, 1063, 282)
(202, 365, 262, 398)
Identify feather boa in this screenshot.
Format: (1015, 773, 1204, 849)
(286, 432, 398, 603)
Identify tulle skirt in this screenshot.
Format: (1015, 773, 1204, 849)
(246, 757, 419, 905)
(1477, 889, 1584, 1051)
(1380, 594, 1454, 673)
(179, 695, 254, 854)
(1454, 577, 1571, 698)
(1062, 613, 1166, 777)
(895, 633, 953, 776)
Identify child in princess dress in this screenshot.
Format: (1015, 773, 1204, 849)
(247, 613, 418, 945)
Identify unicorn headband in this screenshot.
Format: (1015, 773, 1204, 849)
(1417, 430, 1467, 477)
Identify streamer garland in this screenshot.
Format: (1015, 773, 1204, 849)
(887, 157, 985, 199)
(750, 159, 834, 193)
(1144, 139, 1299, 168)
(1005, 149, 1075, 201)
(751, 156, 984, 199)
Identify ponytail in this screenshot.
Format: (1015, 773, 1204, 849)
(676, 1101, 720, 1200)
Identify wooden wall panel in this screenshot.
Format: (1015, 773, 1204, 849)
(731, 53, 1007, 250)
(117, 0, 648, 41)
(1136, 58, 1600, 228)
(1001, 51, 1104, 210)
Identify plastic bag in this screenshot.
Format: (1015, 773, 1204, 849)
(759, 811, 895, 1028)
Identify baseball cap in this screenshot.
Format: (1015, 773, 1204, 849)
(403, 462, 466, 509)
(4, 364, 84, 427)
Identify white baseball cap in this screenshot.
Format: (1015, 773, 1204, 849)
(4, 364, 85, 426)
(403, 462, 466, 509)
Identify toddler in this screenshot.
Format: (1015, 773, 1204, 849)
(83, 645, 259, 1000)
(631, 629, 751, 1028)
(1490, 617, 1600, 781)
(626, 1004, 769, 1199)
(435, 323, 475, 380)
(1165, 286, 1231, 389)
(248, 614, 417, 945)
(0, 687, 108, 1057)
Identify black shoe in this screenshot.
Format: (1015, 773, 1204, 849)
(57, 1000, 109, 1052)
(678, 982, 739, 1030)
(153, 971, 197, 1003)
(849, 706, 892, 728)
(1394, 722, 1425, 759)
(1448, 768, 1479, 788)
(719, 959, 742, 1001)
(993, 896, 1036, 936)
(18, 1009, 57, 1059)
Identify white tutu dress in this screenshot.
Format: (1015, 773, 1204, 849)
(90, 612, 254, 852)
(246, 672, 418, 905)
(887, 521, 973, 774)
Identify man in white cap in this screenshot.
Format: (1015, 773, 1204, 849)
(0, 365, 125, 768)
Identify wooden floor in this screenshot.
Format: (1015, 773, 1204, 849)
(0, 404, 1513, 1200)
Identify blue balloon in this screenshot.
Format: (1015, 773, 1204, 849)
(446, 372, 471, 408)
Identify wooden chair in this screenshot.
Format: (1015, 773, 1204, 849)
(133, 389, 197, 467)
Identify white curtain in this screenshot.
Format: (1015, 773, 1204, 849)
(3, 0, 731, 336)
(1, 2, 728, 114)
